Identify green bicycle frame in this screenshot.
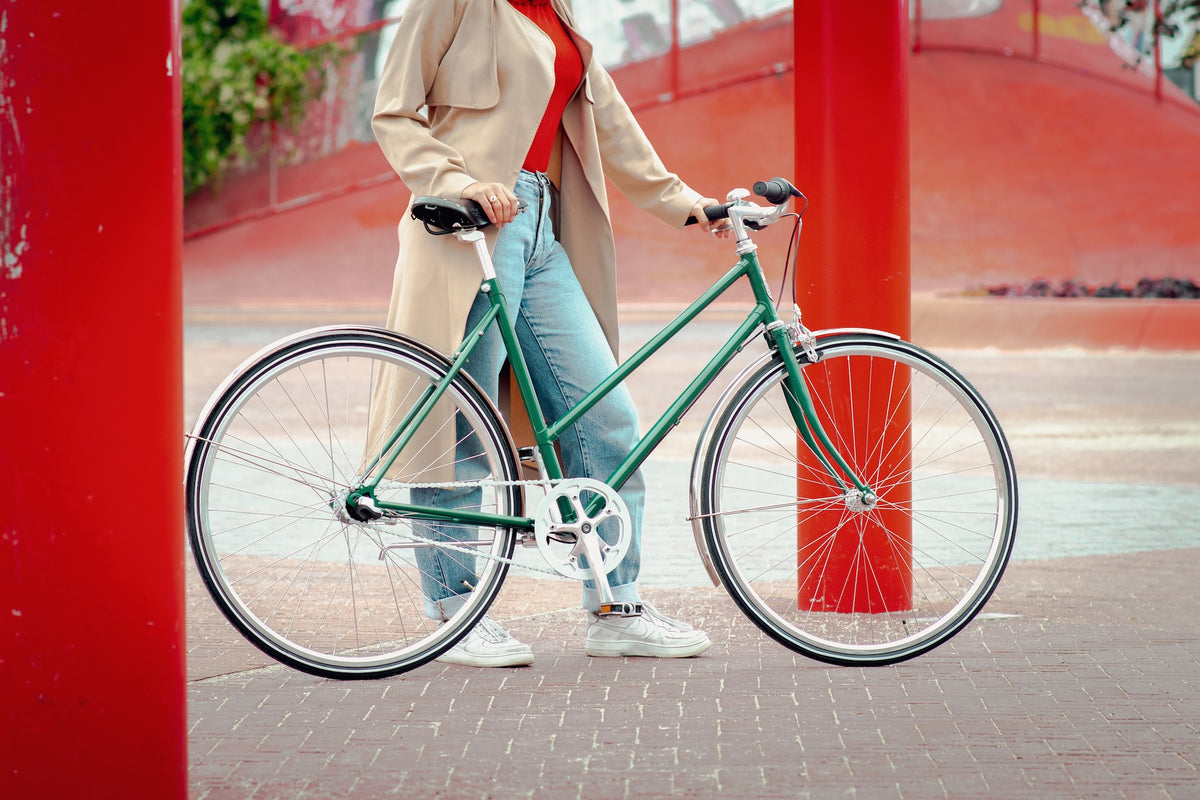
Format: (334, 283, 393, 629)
(357, 244, 872, 528)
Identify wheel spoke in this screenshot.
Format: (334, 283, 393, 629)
(699, 336, 1016, 665)
(187, 331, 520, 678)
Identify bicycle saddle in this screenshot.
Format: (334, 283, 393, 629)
(410, 196, 492, 234)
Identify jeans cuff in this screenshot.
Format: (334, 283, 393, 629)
(425, 592, 468, 621)
(582, 580, 640, 613)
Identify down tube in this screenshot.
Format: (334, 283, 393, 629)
(606, 309, 770, 495)
(546, 256, 759, 444)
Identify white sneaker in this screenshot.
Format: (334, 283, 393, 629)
(585, 605, 711, 658)
(436, 616, 534, 667)
(640, 600, 694, 631)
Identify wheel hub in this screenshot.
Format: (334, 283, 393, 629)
(843, 489, 878, 513)
(336, 491, 383, 522)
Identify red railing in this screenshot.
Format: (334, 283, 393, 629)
(912, 0, 1198, 113)
(183, 2, 795, 239)
(184, 0, 1197, 240)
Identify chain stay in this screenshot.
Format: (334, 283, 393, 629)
(368, 517, 564, 577)
(369, 476, 599, 579)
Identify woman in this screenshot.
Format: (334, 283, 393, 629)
(373, 0, 725, 667)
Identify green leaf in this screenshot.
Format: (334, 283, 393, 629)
(181, 0, 334, 195)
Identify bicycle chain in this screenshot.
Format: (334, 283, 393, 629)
(364, 519, 565, 577)
(362, 477, 569, 578)
(378, 477, 552, 491)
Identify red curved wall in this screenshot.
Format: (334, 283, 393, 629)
(183, 5, 1200, 307)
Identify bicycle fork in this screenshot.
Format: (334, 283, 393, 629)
(764, 319, 877, 508)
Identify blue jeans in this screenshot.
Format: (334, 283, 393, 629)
(414, 170, 645, 618)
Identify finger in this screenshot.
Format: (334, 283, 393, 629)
(695, 198, 721, 233)
(483, 191, 502, 223)
(464, 186, 498, 225)
(483, 188, 512, 224)
(497, 191, 517, 224)
(709, 219, 732, 238)
(484, 187, 517, 224)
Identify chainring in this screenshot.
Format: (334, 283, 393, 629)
(532, 478, 632, 580)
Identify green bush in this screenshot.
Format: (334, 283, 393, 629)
(182, 0, 328, 195)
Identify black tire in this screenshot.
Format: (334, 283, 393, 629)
(695, 334, 1018, 665)
(185, 327, 521, 678)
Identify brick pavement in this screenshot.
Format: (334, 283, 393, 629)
(188, 545, 1200, 799)
(183, 315, 1200, 799)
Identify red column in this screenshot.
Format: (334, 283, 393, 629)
(793, 1, 913, 611)
(1, 3, 186, 797)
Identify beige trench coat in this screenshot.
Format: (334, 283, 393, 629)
(367, 0, 703, 480)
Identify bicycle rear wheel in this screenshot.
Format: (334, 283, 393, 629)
(694, 333, 1017, 665)
(186, 327, 521, 678)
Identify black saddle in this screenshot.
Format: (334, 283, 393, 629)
(410, 196, 492, 235)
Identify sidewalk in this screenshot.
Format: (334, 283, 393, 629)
(184, 310, 1200, 799)
(909, 293, 1200, 351)
(187, 547, 1200, 799)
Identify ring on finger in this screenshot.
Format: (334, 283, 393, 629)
(488, 195, 499, 203)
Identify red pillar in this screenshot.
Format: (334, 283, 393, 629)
(1, 3, 186, 797)
(793, 1, 913, 611)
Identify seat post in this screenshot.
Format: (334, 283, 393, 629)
(455, 229, 497, 281)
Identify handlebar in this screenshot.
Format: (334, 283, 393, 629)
(685, 176, 805, 230)
(753, 177, 802, 205)
(412, 177, 805, 238)
(690, 203, 736, 224)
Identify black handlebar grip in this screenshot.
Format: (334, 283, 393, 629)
(705, 204, 730, 221)
(685, 202, 733, 226)
(753, 177, 795, 205)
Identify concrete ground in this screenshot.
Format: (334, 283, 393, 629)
(184, 304, 1200, 799)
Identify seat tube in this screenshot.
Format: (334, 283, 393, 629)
(455, 227, 562, 482)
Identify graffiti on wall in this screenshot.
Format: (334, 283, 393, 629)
(270, 0, 358, 41)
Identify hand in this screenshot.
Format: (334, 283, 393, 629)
(461, 181, 519, 226)
(691, 197, 732, 238)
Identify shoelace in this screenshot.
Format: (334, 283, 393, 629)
(472, 615, 514, 643)
(639, 602, 694, 632)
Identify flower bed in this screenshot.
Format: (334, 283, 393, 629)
(979, 277, 1200, 299)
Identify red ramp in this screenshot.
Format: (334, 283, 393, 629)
(184, 4, 1200, 312)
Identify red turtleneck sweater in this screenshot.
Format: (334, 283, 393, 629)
(509, 0, 584, 173)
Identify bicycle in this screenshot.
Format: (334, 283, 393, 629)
(184, 177, 1018, 679)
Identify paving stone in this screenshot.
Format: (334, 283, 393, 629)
(184, 318, 1200, 798)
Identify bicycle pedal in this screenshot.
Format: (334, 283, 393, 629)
(597, 601, 643, 617)
(517, 446, 538, 464)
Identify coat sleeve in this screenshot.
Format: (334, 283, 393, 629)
(371, 0, 480, 200)
(584, 60, 704, 229)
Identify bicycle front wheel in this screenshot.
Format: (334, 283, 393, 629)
(694, 333, 1017, 665)
(186, 327, 521, 678)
